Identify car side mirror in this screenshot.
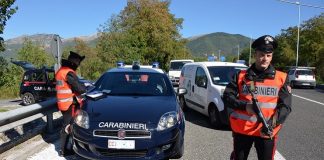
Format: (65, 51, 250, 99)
(177, 88, 187, 95)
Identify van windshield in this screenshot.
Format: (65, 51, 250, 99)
(170, 61, 192, 71)
(208, 66, 247, 86)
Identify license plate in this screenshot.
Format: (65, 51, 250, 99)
(108, 140, 135, 149)
(302, 83, 310, 85)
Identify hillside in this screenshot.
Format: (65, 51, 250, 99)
(186, 32, 251, 57)
(0, 34, 97, 60)
(0, 32, 250, 60)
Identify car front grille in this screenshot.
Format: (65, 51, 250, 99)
(96, 148, 147, 158)
(93, 130, 151, 139)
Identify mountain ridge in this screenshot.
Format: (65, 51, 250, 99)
(1, 32, 250, 60)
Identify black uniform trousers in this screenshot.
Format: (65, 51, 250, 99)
(231, 133, 277, 160)
(60, 106, 73, 154)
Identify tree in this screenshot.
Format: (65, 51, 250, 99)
(0, 0, 18, 51)
(74, 38, 103, 80)
(276, 13, 324, 81)
(97, 0, 190, 71)
(17, 38, 55, 68)
(239, 48, 251, 66)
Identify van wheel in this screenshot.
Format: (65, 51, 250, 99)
(208, 105, 222, 128)
(22, 92, 35, 106)
(179, 96, 187, 111)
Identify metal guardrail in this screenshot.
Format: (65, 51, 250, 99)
(0, 98, 58, 133)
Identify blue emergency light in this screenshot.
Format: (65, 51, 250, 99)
(117, 61, 125, 68)
(152, 62, 159, 68)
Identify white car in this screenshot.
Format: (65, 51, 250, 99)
(178, 61, 247, 128)
(168, 59, 194, 86)
(288, 67, 316, 88)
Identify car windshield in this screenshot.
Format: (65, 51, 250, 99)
(208, 66, 247, 86)
(170, 61, 192, 71)
(94, 72, 172, 96)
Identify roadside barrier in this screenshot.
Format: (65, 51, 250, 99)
(0, 98, 58, 133)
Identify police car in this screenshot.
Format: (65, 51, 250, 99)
(72, 62, 186, 159)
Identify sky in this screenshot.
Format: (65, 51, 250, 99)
(2, 0, 324, 40)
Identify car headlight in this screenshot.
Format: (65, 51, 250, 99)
(169, 75, 174, 79)
(157, 111, 179, 131)
(74, 110, 90, 129)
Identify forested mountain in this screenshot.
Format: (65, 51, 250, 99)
(0, 34, 97, 60)
(0, 32, 250, 60)
(186, 32, 251, 57)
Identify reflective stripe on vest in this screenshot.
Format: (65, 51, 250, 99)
(229, 70, 287, 137)
(55, 67, 76, 111)
(241, 100, 277, 109)
(57, 89, 73, 94)
(231, 111, 271, 122)
(57, 97, 73, 103)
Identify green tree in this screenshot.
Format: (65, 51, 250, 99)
(276, 13, 324, 81)
(239, 48, 251, 66)
(97, 0, 190, 71)
(0, 0, 18, 51)
(17, 38, 55, 67)
(74, 38, 103, 80)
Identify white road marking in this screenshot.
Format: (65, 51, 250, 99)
(293, 94, 324, 106)
(275, 150, 286, 160)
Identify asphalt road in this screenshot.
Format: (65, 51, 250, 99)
(1, 88, 324, 160)
(277, 88, 324, 160)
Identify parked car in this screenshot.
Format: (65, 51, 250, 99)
(178, 61, 247, 128)
(288, 67, 316, 88)
(12, 60, 94, 105)
(168, 59, 194, 86)
(72, 62, 186, 159)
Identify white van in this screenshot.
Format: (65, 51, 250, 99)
(178, 62, 247, 127)
(168, 59, 194, 86)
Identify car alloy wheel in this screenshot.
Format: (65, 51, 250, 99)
(22, 92, 35, 106)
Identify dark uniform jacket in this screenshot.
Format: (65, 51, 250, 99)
(223, 63, 292, 125)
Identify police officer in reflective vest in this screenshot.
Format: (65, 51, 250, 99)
(56, 51, 86, 156)
(223, 35, 292, 160)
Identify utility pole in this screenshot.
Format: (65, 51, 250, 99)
(53, 34, 62, 73)
(277, 0, 324, 67)
(218, 50, 221, 61)
(249, 36, 252, 66)
(237, 44, 240, 60)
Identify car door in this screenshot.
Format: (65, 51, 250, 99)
(32, 70, 48, 98)
(183, 65, 196, 109)
(190, 66, 208, 113)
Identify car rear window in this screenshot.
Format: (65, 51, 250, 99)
(296, 70, 314, 75)
(208, 66, 247, 86)
(94, 72, 172, 96)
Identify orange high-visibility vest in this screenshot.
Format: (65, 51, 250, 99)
(229, 70, 287, 137)
(55, 67, 76, 111)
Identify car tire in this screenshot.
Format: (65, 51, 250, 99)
(22, 92, 35, 106)
(208, 104, 222, 128)
(179, 96, 187, 111)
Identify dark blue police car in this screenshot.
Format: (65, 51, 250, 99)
(72, 63, 186, 159)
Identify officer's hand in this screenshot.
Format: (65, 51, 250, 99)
(267, 111, 279, 128)
(246, 103, 256, 115)
(260, 129, 273, 139)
